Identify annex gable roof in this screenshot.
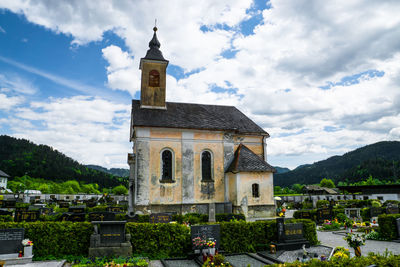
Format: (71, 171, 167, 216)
(0, 170, 9, 178)
(227, 144, 275, 173)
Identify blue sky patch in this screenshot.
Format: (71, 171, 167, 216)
(320, 69, 385, 90)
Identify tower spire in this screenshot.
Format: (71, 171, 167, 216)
(143, 25, 167, 62)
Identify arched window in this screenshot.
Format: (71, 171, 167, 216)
(149, 70, 160, 87)
(201, 150, 212, 181)
(161, 149, 174, 182)
(252, 183, 259, 198)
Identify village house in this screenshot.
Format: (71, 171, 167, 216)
(128, 27, 276, 219)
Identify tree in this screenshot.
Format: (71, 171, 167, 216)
(291, 183, 304, 193)
(320, 178, 335, 188)
(112, 185, 128, 195)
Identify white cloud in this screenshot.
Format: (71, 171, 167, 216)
(0, 93, 24, 110)
(12, 95, 131, 168)
(0, 73, 37, 95)
(0, 25, 5, 33)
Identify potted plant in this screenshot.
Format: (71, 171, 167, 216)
(206, 238, 216, 256)
(22, 239, 33, 257)
(192, 236, 205, 254)
(344, 233, 365, 257)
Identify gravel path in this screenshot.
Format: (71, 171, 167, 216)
(317, 230, 400, 256)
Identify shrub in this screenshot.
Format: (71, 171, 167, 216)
(0, 221, 93, 259)
(316, 200, 329, 208)
(361, 207, 370, 222)
(126, 222, 191, 259)
(215, 213, 245, 222)
(378, 214, 400, 240)
(0, 215, 13, 222)
(335, 213, 347, 223)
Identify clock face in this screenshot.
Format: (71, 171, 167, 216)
(149, 69, 160, 87)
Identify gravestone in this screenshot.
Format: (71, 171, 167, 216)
(14, 211, 39, 222)
(2, 200, 16, 208)
(59, 202, 70, 208)
(89, 221, 132, 257)
(209, 202, 216, 222)
(149, 213, 172, 223)
(272, 219, 309, 251)
(0, 210, 12, 216)
(67, 213, 86, 222)
(89, 212, 115, 222)
(300, 210, 312, 219)
(317, 208, 332, 223)
(106, 206, 122, 213)
(69, 205, 86, 213)
(386, 205, 399, 215)
(370, 207, 382, 217)
(191, 224, 220, 249)
(0, 228, 24, 256)
(15, 207, 28, 212)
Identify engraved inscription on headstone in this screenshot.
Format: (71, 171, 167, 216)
(301, 211, 311, 219)
(284, 223, 304, 241)
(14, 211, 39, 222)
(89, 212, 115, 222)
(106, 206, 122, 213)
(69, 205, 86, 213)
(149, 213, 172, 224)
(99, 223, 125, 244)
(0, 228, 24, 255)
(386, 205, 399, 215)
(276, 217, 285, 243)
(191, 224, 220, 249)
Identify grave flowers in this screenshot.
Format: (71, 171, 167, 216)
(344, 233, 365, 257)
(206, 238, 216, 255)
(192, 236, 206, 254)
(22, 238, 33, 257)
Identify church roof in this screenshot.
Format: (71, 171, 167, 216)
(131, 100, 269, 136)
(0, 170, 10, 177)
(227, 144, 275, 173)
(142, 27, 168, 62)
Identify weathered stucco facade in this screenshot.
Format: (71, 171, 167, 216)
(128, 28, 275, 219)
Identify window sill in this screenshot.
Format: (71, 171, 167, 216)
(159, 179, 175, 184)
(201, 180, 214, 183)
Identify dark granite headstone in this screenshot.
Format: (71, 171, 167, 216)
(0, 228, 24, 255)
(106, 206, 122, 213)
(276, 217, 285, 242)
(284, 223, 304, 241)
(67, 213, 86, 222)
(0, 210, 12, 216)
(69, 205, 86, 213)
(317, 208, 332, 222)
(149, 213, 172, 223)
(98, 222, 126, 244)
(59, 202, 70, 208)
(15, 207, 28, 212)
(370, 207, 382, 217)
(2, 200, 16, 208)
(386, 205, 399, 215)
(89, 212, 115, 222)
(396, 218, 400, 239)
(301, 211, 311, 219)
(191, 224, 220, 249)
(14, 211, 39, 222)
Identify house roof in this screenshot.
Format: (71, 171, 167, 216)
(227, 144, 275, 173)
(0, 170, 9, 178)
(131, 100, 269, 136)
(303, 185, 337, 195)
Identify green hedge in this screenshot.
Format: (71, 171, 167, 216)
(126, 222, 190, 258)
(0, 222, 93, 258)
(378, 214, 400, 240)
(0, 219, 318, 259)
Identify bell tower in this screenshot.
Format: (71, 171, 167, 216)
(139, 27, 169, 109)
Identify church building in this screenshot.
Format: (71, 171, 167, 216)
(128, 27, 276, 219)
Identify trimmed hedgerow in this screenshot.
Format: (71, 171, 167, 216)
(378, 214, 400, 240)
(0, 221, 93, 258)
(126, 222, 191, 259)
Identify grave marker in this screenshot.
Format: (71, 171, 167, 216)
(370, 207, 382, 217)
(284, 223, 305, 241)
(14, 211, 39, 222)
(149, 213, 172, 224)
(317, 208, 332, 222)
(0, 228, 24, 255)
(191, 224, 220, 249)
(106, 206, 122, 213)
(69, 205, 86, 213)
(386, 204, 399, 215)
(89, 212, 115, 222)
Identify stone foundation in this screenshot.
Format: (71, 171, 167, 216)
(232, 204, 275, 219)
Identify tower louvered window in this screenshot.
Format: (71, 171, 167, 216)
(149, 70, 160, 87)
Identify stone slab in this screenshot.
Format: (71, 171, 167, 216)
(0, 228, 24, 254)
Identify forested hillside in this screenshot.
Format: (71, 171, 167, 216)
(0, 135, 125, 189)
(275, 141, 400, 187)
(86, 165, 129, 177)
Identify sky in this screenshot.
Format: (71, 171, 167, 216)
(0, 0, 400, 170)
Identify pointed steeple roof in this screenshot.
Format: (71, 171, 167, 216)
(143, 26, 168, 62)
